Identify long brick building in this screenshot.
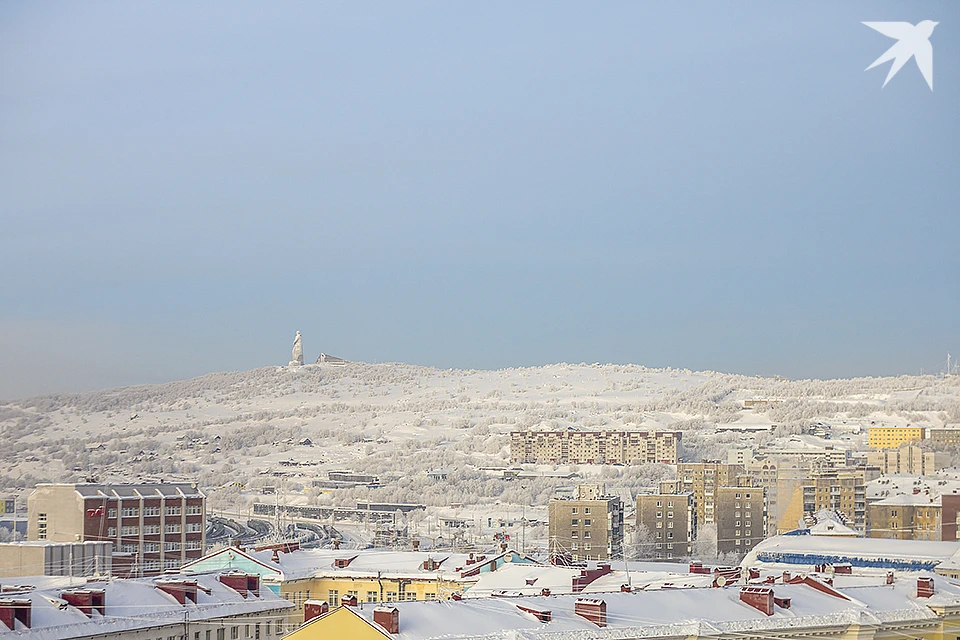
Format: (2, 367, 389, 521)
(27, 482, 205, 577)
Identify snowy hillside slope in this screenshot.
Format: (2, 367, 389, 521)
(1, 362, 959, 509)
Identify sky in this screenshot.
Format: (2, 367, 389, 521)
(1, 1, 958, 399)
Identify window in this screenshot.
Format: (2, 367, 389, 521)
(37, 513, 47, 540)
(425, 592, 436, 600)
(186, 540, 203, 550)
(165, 506, 182, 516)
(386, 592, 398, 602)
(275, 621, 283, 636)
(584, 508, 591, 514)
(163, 559, 180, 569)
(120, 543, 138, 553)
(217, 629, 225, 640)
(571, 542, 578, 550)
(584, 544, 591, 551)
(245, 625, 250, 638)
(667, 531, 673, 539)
(121, 507, 140, 518)
(231, 628, 238, 640)
(571, 519, 579, 526)
(327, 590, 339, 607)
(656, 501, 662, 507)
(667, 521, 673, 529)
(165, 524, 181, 534)
(255, 625, 260, 640)
(656, 512, 662, 518)
(144, 506, 160, 517)
(366, 591, 378, 603)
(121, 525, 139, 536)
(570, 531, 578, 538)
(108, 509, 117, 519)
(164, 541, 181, 551)
(667, 512, 673, 518)
(187, 505, 203, 515)
(195, 632, 200, 640)
(583, 531, 590, 538)
(107, 527, 117, 537)
(745, 493, 751, 499)
(205, 631, 211, 640)
(656, 522, 663, 528)
(667, 501, 673, 508)
(571, 507, 578, 514)
(186, 523, 203, 533)
(584, 519, 591, 526)
(405, 592, 417, 601)
(143, 524, 161, 534)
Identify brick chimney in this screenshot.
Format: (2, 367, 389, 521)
(918, 577, 935, 598)
(517, 604, 551, 622)
(341, 594, 358, 607)
(373, 606, 399, 634)
(574, 599, 606, 627)
(60, 589, 106, 617)
(332, 539, 341, 550)
(156, 581, 199, 605)
(0, 599, 31, 630)
(739, 587, 774, 616)
(412, 539, 420, 551)
(886, 571, 895, 585)
(303, 600, 328, 623)
(219, 573, 249, 598)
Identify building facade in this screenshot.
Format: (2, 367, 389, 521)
(868, 494, 942, 540)
(868, 426, 926, 449)
(548, 484, 624, 562)
(636, 493, 695, 559)
(715, 483, 766, 556)
(0, 541, 112, 578)
(799, 468, 867, 535)
(676, 462, 745, 525)
(510, 430, 680, 465)
(866, 445, 944, 475)
(26, 483, 205, 577)
(930, 428, 960, 447)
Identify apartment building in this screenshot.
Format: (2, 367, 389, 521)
(510, 430, 680, 465)
(676, 462, 745, 525)
(745, 460, 780, 537)
(799, 468, 867, 535)
(636, 493, 696, 559)
(868, 426, 926, 449)
(868, 493, 942, 540)
(27, 483, 205, 577)
(715, 483, 766, 556)
(929, 428, 960, 447)
(548, 484, 624, 562)
(867, 445, 945, 475)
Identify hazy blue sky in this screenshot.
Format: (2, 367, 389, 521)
(1, 1, 958, 399)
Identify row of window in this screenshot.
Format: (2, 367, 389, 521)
(569, 519, 592, 526)
(107, 523, 196, 536)
(570, 507, 591, 515)
(121, 540, 204, 553)
(190, 619, 284, 640)
(105, 505, 201, 518)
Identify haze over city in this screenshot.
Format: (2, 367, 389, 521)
(2, 1, 957, 398)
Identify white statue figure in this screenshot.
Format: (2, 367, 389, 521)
(290, 331, 304, 366)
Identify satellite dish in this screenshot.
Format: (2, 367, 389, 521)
(716, 576, 727, 587)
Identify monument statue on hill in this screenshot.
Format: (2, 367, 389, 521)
(290, 331, 304, 366)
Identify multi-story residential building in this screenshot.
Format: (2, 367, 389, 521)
(26, 482, 205, 577)
(868, 426, 926, 449)
(745, 460, 781, 536)
(866, 445, 945, 475)
(510, 430, 680, 465)
(929, 428, 960, 447)
(797, 468, 867, 535)
(548, 484, 623, 562)
(0, 570, 293, 639)
(676, 462, 745, 525)
(757, 445, 851, 468)
(715, 482, 766, 556)
(868, 493, 942, 540)
(636, 492, 696, 559)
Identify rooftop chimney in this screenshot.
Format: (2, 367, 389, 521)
(886, 571, 895, 585)
(0, 599, 31, 630)
(740, 587, 774, 616)
(517, 604, 551, 623)
(412, 540, 420, 551)
(341, 594, 358, 607)
(156, 580, 199, 605)
(574, 599, 606, 627)
(918, 577, 935, 598)
(304, 600, 328, 623)
(219, 573, 250, 598)
(373, 607, 399, 634)
(332, 539, 341, 550)
(60, 589, 106, 617)
(334, 556, 357, 569)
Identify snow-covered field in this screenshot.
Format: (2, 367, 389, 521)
(2, 362, 959, 552)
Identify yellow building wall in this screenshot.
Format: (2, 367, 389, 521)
(868, 427, 925, 449)
(776, 481, 806, 533)
(284, 607, 387, 640)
